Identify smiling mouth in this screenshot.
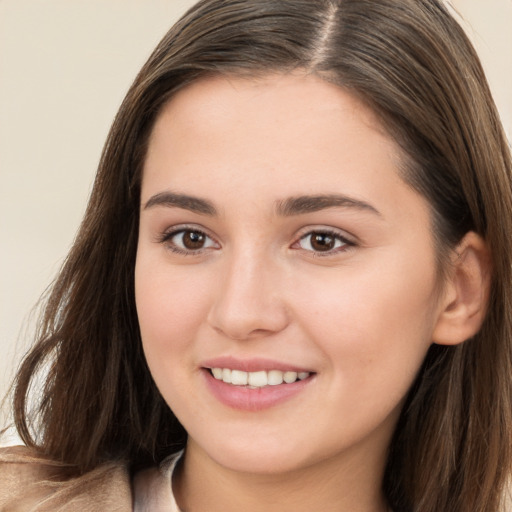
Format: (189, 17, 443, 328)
(208, 368, 312, 388)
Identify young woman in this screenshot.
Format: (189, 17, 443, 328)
(1, 1, 511, 511)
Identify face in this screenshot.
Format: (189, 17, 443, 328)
(135, 73, 443, 476)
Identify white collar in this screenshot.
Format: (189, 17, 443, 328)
(133, 450, 184, 512)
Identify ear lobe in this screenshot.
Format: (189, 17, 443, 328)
(432, 232, 492, 346)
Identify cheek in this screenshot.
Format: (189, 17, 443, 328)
(134, 256, 224, 422)
(287, 260, 438, 442)
(134, 258, 211, 367)
(293, 252, 438, 385)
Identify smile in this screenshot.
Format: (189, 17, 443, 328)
(210, 368, 311, 388)
(201, 360, 316, 411)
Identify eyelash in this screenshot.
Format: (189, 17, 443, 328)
(158, 226, 218, 256)
(294, 229, 354, 257)
(157, 227, 355, 257)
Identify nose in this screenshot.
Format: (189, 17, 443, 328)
(207, 251, 290, 341)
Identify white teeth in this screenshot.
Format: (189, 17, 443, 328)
(210, 368, 311, 387)
(248, 370, 267, 387)
(283, 371, 298, 383)
(231, 370, 248, 385)
(267, 370, 284, 386)
(212, 368, 223, 379)
(222, 368, 232, 384)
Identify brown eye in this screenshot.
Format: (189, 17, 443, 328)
(297, 231, 349, 253)
(166, 229, 217, 253)
(182, 230, 206, 249)
(310, 233, 335, 251)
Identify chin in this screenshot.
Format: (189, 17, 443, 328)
(192, 430, 322, 475)
(214, 449, 305, 475)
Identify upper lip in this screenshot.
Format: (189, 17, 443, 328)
(201, 356, 314, 373)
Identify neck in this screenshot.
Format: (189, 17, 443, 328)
(173, 439, 390, 512)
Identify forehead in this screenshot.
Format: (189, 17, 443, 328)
(143, 73, 405, 198)
(149, 72, 390, 150)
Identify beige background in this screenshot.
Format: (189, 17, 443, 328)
(1, 1, 511, 435)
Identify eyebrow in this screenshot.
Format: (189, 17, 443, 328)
(143, 191, 381, 218)
(275, 194, 381, 217)
(143, 191, 217, 215)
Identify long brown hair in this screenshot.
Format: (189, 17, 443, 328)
(8, 1, 512, 510)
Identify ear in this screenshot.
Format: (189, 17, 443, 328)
(432, 232, 492, 346)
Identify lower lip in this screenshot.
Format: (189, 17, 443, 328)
(202, 369, 313, 411)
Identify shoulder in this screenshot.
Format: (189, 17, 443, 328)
(0, 445, 132, 511)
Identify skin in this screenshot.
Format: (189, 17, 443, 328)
(135, 73, 464, 511)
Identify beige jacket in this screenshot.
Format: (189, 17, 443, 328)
(0, 446, 180, 511)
